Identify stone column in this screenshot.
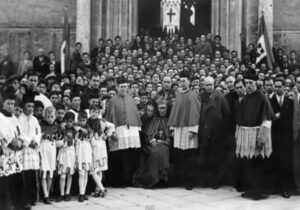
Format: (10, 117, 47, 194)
(244, 0, 259, 45)
(215, 0, 242, 56)
(211, 0, 220, 36)
(76, 0, 91, 53)
(229, 0, 243, 56)
(104, 0, 138, 41)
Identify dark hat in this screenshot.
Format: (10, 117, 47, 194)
(2, 86, 16, 101)
(22, 92, 35, 105)
(244, 74, 258, 81)
(116, 76, 128, 85)
(63, 111, 75, 121)
(34, 100, 44, 109)
(179, 70, 191, 79)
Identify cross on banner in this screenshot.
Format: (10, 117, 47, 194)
(257, 42, 265, 55)
(256, 35, 267, 64)
(161, 0, 181, 34)
(167, 8, 176, 23)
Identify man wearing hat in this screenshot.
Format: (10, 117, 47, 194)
(105, 76, 116, 88)
(168, 71, 201, 190)
(106, 76, 142, 187)
(19, 92, 42, 206)
(235, 74, 274, 200)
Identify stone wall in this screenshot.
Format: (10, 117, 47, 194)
(0, 0, 77, 64)
(273, 0, 300, 53)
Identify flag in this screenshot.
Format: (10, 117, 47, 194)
(161, 0, 181, 34)
(256, 14, 274, 69)
(190, 4, 195, 26)
(61, 6, 70, 74)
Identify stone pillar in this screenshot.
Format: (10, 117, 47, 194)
(211, 0, 220, 36)
(213, 0, 242, 57)
(76, 0, 91, 53)
(104, 0, 138, 41)
(244, 0, 259, 45)
(259, 0, 273, 46)
(91, 0, 103, 47)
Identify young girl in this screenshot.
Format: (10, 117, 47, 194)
(40, 106, 62, 204)
(87, 105, 115, 197)
(76, 111, 92, 202)
(56, 112, 76, 202)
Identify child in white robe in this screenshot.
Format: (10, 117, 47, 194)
(76, 111, 92, 202)
(56, 112, 76, 202)
(40, 106, 63, 204)
(87, 105, 115, 197)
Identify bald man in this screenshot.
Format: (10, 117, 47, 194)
(199, 76, 230, 189)
(33, 48, 50, 77)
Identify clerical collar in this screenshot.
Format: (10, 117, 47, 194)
(70, 107, 80, 112)
(2, 109, 12, 117)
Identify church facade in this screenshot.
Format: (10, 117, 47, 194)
(0, 0, 299, 63)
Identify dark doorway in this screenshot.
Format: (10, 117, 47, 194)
(181, 0, 211, 38)
(138, 0, 161, 36)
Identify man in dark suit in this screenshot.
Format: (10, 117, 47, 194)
(199, 76, 230, 189)
(48, 51, 61, 76)
(33, 48, 49, 77)
(293, 75, 300, 194)
(270, 78, 294, 198)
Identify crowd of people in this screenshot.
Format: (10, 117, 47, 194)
(0, 32, 300, 210)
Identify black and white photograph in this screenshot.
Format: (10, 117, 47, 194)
(0, 0, 299, 209)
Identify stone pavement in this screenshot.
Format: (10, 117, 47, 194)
(32, 187, 300, 210)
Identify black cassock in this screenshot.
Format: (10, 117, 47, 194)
(270, 95, 295, 193)
(134, 116, 170, 188)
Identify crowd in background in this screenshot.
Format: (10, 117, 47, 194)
(1, 32, 300, 210)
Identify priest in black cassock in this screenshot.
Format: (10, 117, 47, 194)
(135, 99, 171, 188)
(235, 74, 274, 200)
(105, 76, 142, 187)
(168, 71, 201, 190)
